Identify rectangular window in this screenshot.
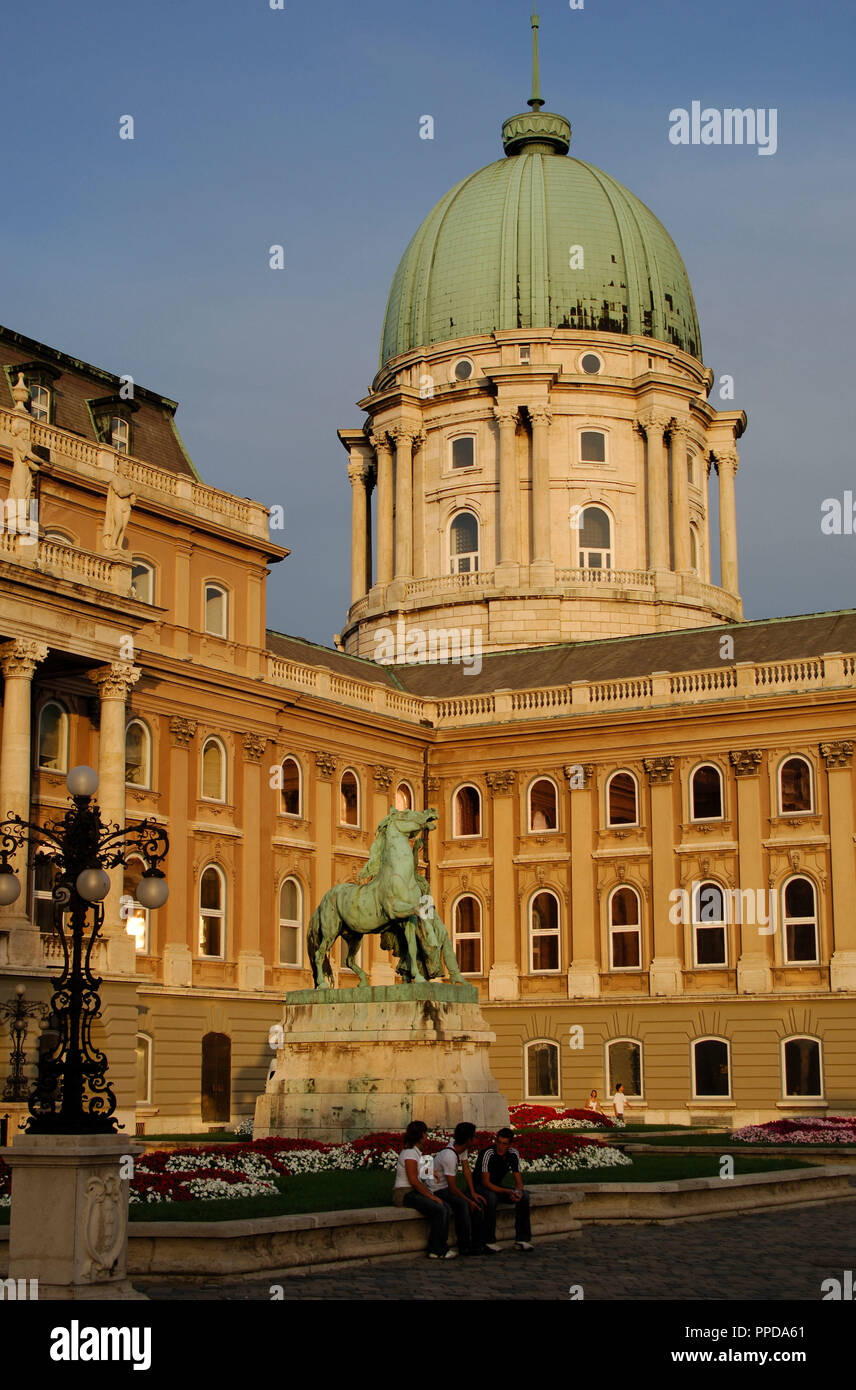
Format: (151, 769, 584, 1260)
(694, 925, 727, 967)
(451, 437, 474, 469)
(279, 924, 300, 966)
(611, 930, 641, 969)
(580, 431, 606, 463)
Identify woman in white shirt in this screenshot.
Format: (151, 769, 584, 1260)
(392, 1120, 455, 1259)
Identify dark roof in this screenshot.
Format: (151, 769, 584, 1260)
(0, 326, 198, 479)
(388, 610, 856, 696)
(266, 630, 401, 686)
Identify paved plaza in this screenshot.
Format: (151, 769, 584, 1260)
(135, 1198, 856, 1301)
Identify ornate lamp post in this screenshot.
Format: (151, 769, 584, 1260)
(0, 985, 49, 1101)
(0, 764, 168, 1134)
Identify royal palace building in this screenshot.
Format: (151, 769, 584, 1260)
(1, 52, 854, 1136)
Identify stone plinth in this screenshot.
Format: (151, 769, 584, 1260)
(6, 1133, 145, 1300)
(254, 983, 509, 1142)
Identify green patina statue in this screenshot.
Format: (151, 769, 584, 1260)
(307, 807, 466, 988)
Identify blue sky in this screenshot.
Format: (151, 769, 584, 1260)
(6, 0, 855, 642)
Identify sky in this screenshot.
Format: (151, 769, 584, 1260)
(5, 0, 855, 643)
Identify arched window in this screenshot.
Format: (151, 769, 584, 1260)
(525, 1040, 560, 1100)
(782, 1037, 823, 1099)
(394, 780, 413, 811)
(131, 559, 155, 604)
(689, 526, 699, 573)
(609, 886, 641, 970)
(28, 383, 51, 422)
(779, 757, 813, 814)
(692, 881, 727, 966)
(125, 719, 152, 788)
(449, 512, 479, 574)
(122, 857, 150, 954)
(529, 890, 560, 973)
(43, 529, 74, 545)
(278, 877, 303, 966)
(528, 778, 557, 831)
(607, 771, 638, 827)
(204, 583, 228, 637)
(198, 865, 226, 958)
(453, 895, 482, 975)
(453, 785, 481, 837)
(606, 1039, 643, 1098)
(280, 757, 302, 817)
(136, 1033, 153, 1106)
(782, 876, 818, 963)
(110, 417, 130, 453)
(580, 430, 606, 463)
(451, 436, 475, 469)
(692, 1038, 731, 1098)
(578, 506, 612, 569)
(36, 701, 69, 772)
(340, 769, 360, 826)
(201, 737, 226, 802)
(691, 763, 723, 821)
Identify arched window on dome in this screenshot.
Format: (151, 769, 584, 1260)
(449, 512, 479, 574)
(578, 506, 612, 570)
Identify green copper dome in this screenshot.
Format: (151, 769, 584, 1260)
(380, 123, 702, 367)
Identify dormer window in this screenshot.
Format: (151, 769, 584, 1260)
(29, 384, 51, 422)
(111, 417, 130, 453)
(88, 394, 138, 453)
(7, 361, 61, 422)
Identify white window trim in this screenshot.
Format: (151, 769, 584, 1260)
(689, 761, 725, 823)
(450, 356, 475, 384)
(528, 889, 562, 975)
(448, 432, 477, 472)
(201, 737, 227, 803)
(578, 427, 608, 465)
(576, 503, 613, 570)
(524, 1038, 562, 1102)
(204, 582, 229, 638)
(690, 880, 729, 968)
(125, 718, 152, 790)
(448, 510, 480, 575)
(339, 768, 361, 828)
(605, 769, 639, 828)
(136, 1032, 154, 1106)
(527, 776, 559, 834)
(452, 783, 482, 839)
(278, 876, 303, 967)
(781, 875, 820, 965)
(780, 1034, 825, 1101)
(691, 1036, 732, 1101)
(452, 893, 483, 977)
(777, 756, 815, 817)
(605, 1037, 645, 1100)
(198, 864, 227, 960)
(36, 700, 69, 774)
(395, 779, 415, 811)
(123, 854, 151, 955)
(607, 885, 643, 972)
(131, 557, 156, 604)
(279, 756, 303, 818)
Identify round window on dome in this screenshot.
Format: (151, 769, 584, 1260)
(581, 353, 603, 375)
(453, 358, 474, 382)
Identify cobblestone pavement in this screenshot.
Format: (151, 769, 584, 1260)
(135, 1199, 856, 1301)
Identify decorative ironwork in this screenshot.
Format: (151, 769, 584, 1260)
(0, 779, 168, 1134)
(0, 986, 49, 1101)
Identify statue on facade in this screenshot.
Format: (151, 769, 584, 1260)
(102, 476, 136, 552)
(7, 413, 41, 508)
(307, 807, 466, 988)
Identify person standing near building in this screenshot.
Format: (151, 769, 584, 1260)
(613, 1082, 627, 1125)
(473, 1127, 533, 1252)
(431, 1121, 486, 1256)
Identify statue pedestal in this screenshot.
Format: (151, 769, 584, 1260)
(254, 983, 509, 1142)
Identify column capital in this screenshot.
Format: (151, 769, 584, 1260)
(713, 448, 739, 474)
(529, 405, 553, 427)
(485, 770, 516, 797)
(644, 755, 675, 785)
(347, 459, 372, 486)
(88, 662, 141, 701)
(638, 410, 672, 437)
(370, 431, 392, 455)
(493, 404, 519, 428)
(390, 425, 418, 447)
(729, 748, 763, 777)
(0, 639, 48, 680)
(315, 750, 337, 780)
(372, 764, 394, 791)
(169, 716, 198, 748)
(667, 416, 692, 441)
(820, 740, 854, 770)
(242, 732, 267, 763)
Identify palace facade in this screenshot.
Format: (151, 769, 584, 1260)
(1, 64, 854, 1135)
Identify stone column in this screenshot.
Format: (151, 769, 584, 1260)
(729, 749, 772, 993)
(348, 458, 372, 605)
(494, 405, 520, 583)
(670, 419, 692, 572)
(641, 412, 671, 571)
(392, 427, 416, 579)
(643, 757, 682, 994)
(486, 772, 519, 1000)
(88, 662, 141, 974)
(163, 716, 197, 987)
(715, 449, 740, 595)
(529, 406, 554, 583)
(0, 639, 48, 965)
(372, 433, 394, 587)
(239, 733, 267, 991)
(566, 763, 599, 997)
(821, 741, 856, 990)
(412, 432, 426, 579)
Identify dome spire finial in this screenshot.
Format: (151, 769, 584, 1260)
(528, 6, 544, 111)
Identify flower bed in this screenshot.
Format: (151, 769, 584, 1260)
(731, 1116, 856, 1145)
(509, 1103, 615, 1131)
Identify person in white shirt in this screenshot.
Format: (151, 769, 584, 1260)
(431, 1122, 486, 1256)
(392, 1119, 455, 1259)
(613, 1083, 627, 1124)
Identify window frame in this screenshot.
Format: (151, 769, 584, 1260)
(577, 503, 613, 570)
(279, 756, 303, 818)
(36, 700, 69, 774)
(578, 428, 607, 464)
(277, 875, 303, 967)
(777, 756, 814, 816)
(200, 736, 227, 803)
(691, 879, 729, 968)
(136, 1032, 154, 1106)
(203, 582, 229, 638)
(605, 1037, 645, 1100)
(122, 854, 151, 955)
(524, 1038, 562, 1101)
(452, 783, 482, 839)
(780, 1034, 824, 1101)
(110, 415, 130, 454)
(448, 510, 480, 575)
(606, 769, 639, 828)
(198, 863, 227, 960)
(690, 762, 725, 823)
(452, 893, 483, 976)
(781, 874, 819, 965)
(125, 718, 152, 790)
(691, 1036, 732, 1100)
(131, 558, 156, 605)
(450, 357, 474, 383)
(578, 352, 604, 377)
(28, 382, 51, 423)
(528, 888, 562, 975)
(608, 884, 643, 972)
(449, 433, 476, 471)
(394, 780, 414, 812)
(339, 768, 361, 828)
(527, 776, 559, 833)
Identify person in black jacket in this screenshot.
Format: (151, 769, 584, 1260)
(473, 1127, 533, 1252)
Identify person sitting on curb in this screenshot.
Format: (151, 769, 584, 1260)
(473, 1127, 533, 1253)
(432, 1121, 486, 1257)
(392, 1119, 457, 1260)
